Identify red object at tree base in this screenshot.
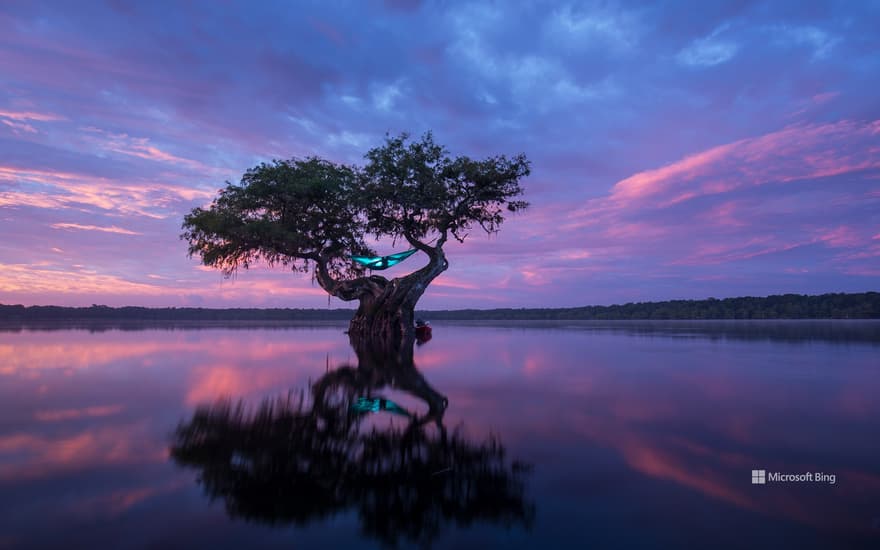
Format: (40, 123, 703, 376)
(415, 323, 432, 342)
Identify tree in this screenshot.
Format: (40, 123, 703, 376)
(182, 133, 530, 341)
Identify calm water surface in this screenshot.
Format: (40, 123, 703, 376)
(0, 321, 878, 549)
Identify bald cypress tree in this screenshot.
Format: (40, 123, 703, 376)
(182, 133, 530, 341)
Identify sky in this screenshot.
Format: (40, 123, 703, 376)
(0, 0, 878, 309)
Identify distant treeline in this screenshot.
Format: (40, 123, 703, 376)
(1, 292, 877, 321)
(419, 292, 880, 320)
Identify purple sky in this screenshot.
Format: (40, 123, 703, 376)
(1, 1, 878, 309)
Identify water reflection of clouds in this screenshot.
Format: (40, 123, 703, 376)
(35, 404, 124, 422)
(0, 331, 348, 374)
(0, 324, 877, 546)
(573, 413, 880, 534)
(430, 325, 880, 538)
(0, 328, 354, 521)
(0, 422, 164, 481)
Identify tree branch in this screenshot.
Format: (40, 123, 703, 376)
(436, 229, 448, 249)
(403, 231, 434, 256)
(314, 254, 387, 302)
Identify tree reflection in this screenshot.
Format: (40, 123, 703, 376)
(170, 334, 534, 547)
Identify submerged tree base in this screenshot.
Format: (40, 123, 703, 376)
(348, 305, 415, 344)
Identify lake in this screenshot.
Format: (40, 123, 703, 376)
(0, 321, 878, 548)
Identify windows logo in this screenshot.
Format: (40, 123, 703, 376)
(751, 469, 766, 485)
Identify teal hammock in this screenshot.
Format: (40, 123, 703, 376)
(350, 396, 412, 418)
(351, 249, 417, 270)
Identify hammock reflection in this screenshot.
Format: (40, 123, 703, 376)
(170, 337, 534, 547)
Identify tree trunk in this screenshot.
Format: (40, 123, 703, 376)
(315, 240, 448, 344)
(349, 297, 414, 345)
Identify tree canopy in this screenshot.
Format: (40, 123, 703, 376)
(362, 133, 529, 247)
(182, 157, 369, 282)
(181, 133, 530, 297)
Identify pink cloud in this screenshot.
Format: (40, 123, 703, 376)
(556, 249, 592, 260)
(0, 164, 214, 218)
(0, 263, 168, 296)
(0, 109, 65, 122)
(50, 222, 141, 235)
(433, 274, 480, 290)
(519, 269, 548, 286)
(550, 119, 880, 282)
(698, 200, 748, 227)
(79, 126, 216, 172)
(1, 119, 37, 133)
(571, 120, 880, 222)
(816, 225, 863, 248)
(0, 109, 65, 134)
(671, 238, 811, 266)
(811, 91, 839, 104)
(0, 262, 329, 308)
(607, 143, 735, 204)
